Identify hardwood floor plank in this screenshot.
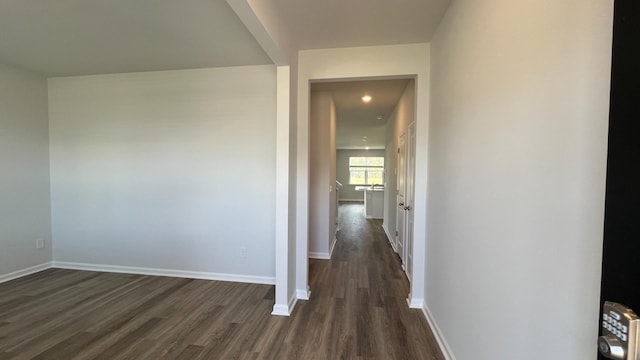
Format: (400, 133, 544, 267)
(31, 332, 94, 360)
(92, 317, 164, 360)
(173, 344, 205, 360)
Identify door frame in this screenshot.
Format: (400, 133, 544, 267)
(295, 44, 430, 308)
(397, 131, 407, 262)
(397, 122, 417, 280)
(405, 121, 416, 280)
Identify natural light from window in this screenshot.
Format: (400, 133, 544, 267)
(349, 157, 384, 185)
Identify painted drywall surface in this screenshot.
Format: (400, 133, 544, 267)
(336, 149, 385, 201)
(48, 65, 277, 279)
(297, 44, 430, 301)
(329, 92, 337, 251)
(428, 0, 613, 359)
(309, 91, 336, 256)
(383, 80, 415, 248)
(0, 63, 52, 277)
(288, 54, 299, 299)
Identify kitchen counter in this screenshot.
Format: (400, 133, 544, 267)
(355, 186, 384, 219)
(354, 186, 384, 192)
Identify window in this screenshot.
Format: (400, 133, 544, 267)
(349, 156, 384, 185)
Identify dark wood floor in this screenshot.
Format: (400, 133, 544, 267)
(0, 203, 444, 359)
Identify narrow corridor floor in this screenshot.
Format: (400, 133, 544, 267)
(297, 202, 445, 359)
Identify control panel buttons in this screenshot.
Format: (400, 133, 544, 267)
(599, 302, 640, 359)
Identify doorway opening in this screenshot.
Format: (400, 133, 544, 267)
(307, 78, 417, 294)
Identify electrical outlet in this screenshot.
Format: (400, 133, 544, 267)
(240, 246, 247, 258)
(35, 238, 45, 249)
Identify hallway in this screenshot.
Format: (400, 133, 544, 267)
(301, 202, 445, 359)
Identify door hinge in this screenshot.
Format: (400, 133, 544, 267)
(396, 231, 398, 236)
(397, 148, 400, 154)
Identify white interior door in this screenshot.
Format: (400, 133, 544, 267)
(396, 132, 407, 261)
(405, 122, 416, 279)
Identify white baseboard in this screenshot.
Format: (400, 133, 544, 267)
(271, 304, 290, 316)
(51, 261, 275, 285)
(0, 262, 52, 284)
(272, 292, 297, 316)
(329, 236, 337, 257)
(422, 304, 456, 360)
(407, 296, 424, 309)
(382, 223, 396, 251)
(339, 198, 364, 202)
(307, 236, 342, 260)
(308, 252, 331, 259)
(296, 287, 311, 300)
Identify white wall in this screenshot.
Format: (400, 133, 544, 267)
(329, 91, 337, 255)
(383, 80, 415, 248)
(337, 149, 385, 201)
(0, 63, 52, 280)
(297, 44, 430, 304)
(48, 65, 277, 282)
(309, 91, 337, 258)
(427, 1, 614, 359)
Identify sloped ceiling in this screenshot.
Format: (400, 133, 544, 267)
(1, 0, 447, 149)
(0, 0, 272, 76)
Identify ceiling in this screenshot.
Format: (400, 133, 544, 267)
(0, 1, 451, 77)
(0, 0, 446, 148)
(265, 0, 446, 150)
(263, 0, 450, 50)
(312, 79, 411, 150)
(0, 0, 272, 76)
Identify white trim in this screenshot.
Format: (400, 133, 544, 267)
(296, 287, 311, 300)
(225, 0, 288, 65)
(309, 236, 336, 260)
(288, 292, 298, 313)
(329, 236, 337, 257)
(0, 262, 52, 284)
(270, 65, 292, 319)
(382, 223, 397, 251)
(338, 198, 365, 203)
(51, 262, 275, 285)
(297, 44, 431, 313)
(402, 265, 410, 281)
(271, 304, 290, 316)
(407, 296, 424, 309)
(308, 252, 331, 260)
(272, 292, 298, 316)
(422, 304, 456, 360)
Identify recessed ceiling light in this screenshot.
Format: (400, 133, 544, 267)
(377, 115, 383, 120)
(361, 95, 372, 103)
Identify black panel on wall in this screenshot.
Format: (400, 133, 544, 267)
(599, 0, 640, 358)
